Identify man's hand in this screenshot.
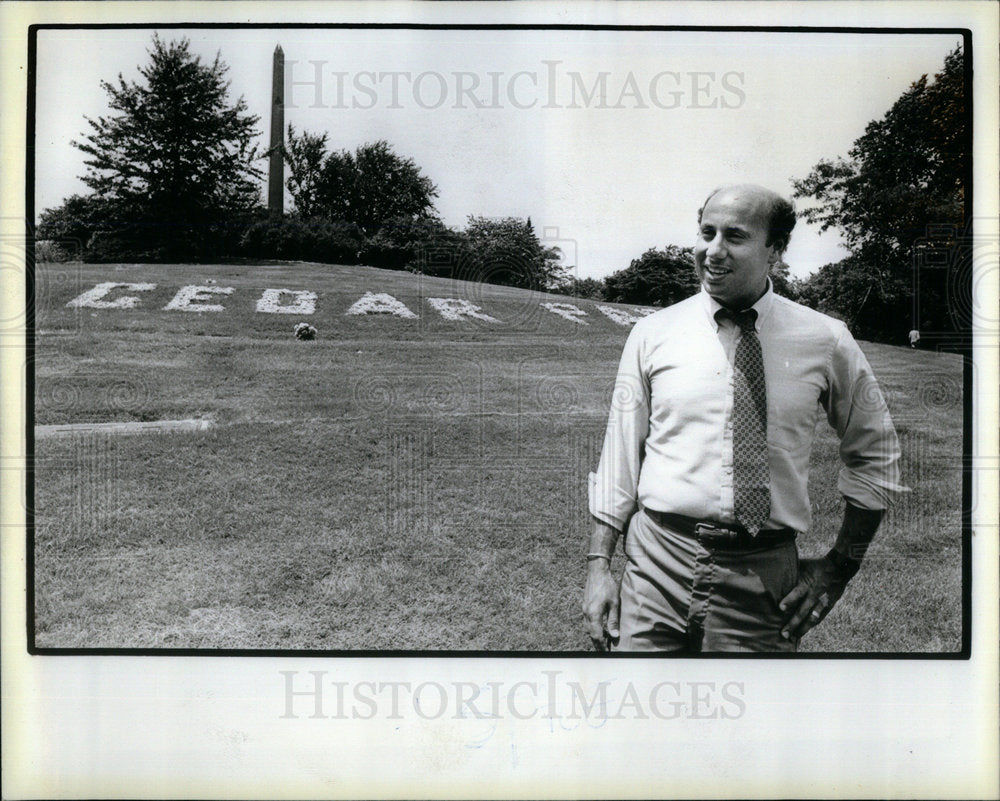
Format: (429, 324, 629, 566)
(779, 503, 883, 643)
(583, 519, 622, 651)
(778, 557, 849, 643)
(582, 560, 620, 651)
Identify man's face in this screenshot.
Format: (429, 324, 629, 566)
(694, 188, 778, 310)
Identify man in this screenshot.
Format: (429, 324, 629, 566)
(909, 329, 920, 348)
(583, 184, 903, 652)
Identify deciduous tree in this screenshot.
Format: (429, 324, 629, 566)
(792, 46, 965, 341)
(282, 125, 329, 220)
(603, 246, 699, 307)
(462, 216, 566, 290)
(284, 132, 438, 237)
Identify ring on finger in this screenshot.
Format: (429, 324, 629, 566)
(810, 593, 831, 620)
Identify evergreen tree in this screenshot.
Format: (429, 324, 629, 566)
(67, 35, 262, 260)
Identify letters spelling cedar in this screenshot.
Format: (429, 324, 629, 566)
(64, 282, 651, 326)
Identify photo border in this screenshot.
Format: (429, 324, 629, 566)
(24, 20, 975, 659)
(4, 4, 997, 799)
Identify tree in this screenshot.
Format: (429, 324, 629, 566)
(603, 246, 699, 306)
(68, 35, 262, 260)
(284, 132, 438, 237)
(769, 260, 796, 300)
(462, 216, 566, 290)
(282, 125, 329, 219)
(793, 255, 909, 341)
(791, 46, 966, 340)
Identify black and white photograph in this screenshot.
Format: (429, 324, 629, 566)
(28, 23, 969, 654)
(2, 1, 998, 797)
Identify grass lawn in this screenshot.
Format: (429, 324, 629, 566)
(31, 260, 965, 651)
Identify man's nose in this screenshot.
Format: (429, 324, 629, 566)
(706, 234, 726, 259)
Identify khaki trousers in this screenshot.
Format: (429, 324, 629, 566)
(616, 508, 799, 653)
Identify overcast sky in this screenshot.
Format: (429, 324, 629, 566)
(34, 28, 961, 279)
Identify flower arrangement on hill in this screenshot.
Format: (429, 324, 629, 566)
(294, 322, 317, 340)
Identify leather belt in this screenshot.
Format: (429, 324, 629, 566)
(643, 509, 796, 550)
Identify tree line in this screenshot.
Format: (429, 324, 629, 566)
(37, 36, 966, 345)
(36, 36, 564, 293)
(561, 45, 967, 347)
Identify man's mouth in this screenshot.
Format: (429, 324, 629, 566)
(704, 264, 730, 278)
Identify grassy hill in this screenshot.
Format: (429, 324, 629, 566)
(31, 261, 964, 651)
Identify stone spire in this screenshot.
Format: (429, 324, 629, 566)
(268, 44, 284, 218)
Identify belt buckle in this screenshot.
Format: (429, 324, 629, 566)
(694, 522, 739, 545)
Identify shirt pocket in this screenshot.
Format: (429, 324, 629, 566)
(766, 377, 821, 453)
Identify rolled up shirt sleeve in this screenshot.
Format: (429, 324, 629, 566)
(824, 324, 907, 510)
(588, 323, 651, 531)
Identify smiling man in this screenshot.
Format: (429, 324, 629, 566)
(583, 184, 904, 653)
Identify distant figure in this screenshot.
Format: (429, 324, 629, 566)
(583, 183, 904, 653)
(909, 329, 920, 348)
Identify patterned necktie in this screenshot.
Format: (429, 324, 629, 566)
(717, 308, 771, 535)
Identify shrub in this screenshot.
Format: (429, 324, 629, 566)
(549, 276, 606, 300)
(36, 194, 115, 257)
(34, 240, 79, 262)
(356, 230, 413, 271)
(358, 216, 470, 274)
(84, 228, 168, 263)
(239, 216, 362, 264)
(39, 194, 261, 263)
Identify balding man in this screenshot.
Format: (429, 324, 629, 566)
(583, 185, 903, 652)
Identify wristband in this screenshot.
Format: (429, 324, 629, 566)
(825, 547, 862, 580)
(586, 553, 611, 563)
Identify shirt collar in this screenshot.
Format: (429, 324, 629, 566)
(701, 278, 774, 332)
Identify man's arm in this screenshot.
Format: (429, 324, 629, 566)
(582, 323, 651, 651)
(778, 323, 903, 643)
(582, 518, 621, 652)
(779, 502, 883, 642)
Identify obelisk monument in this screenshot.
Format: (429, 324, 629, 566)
(268, 44, 284, 218)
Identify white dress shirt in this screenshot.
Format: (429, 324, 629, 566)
(589, 284, 904, 533)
